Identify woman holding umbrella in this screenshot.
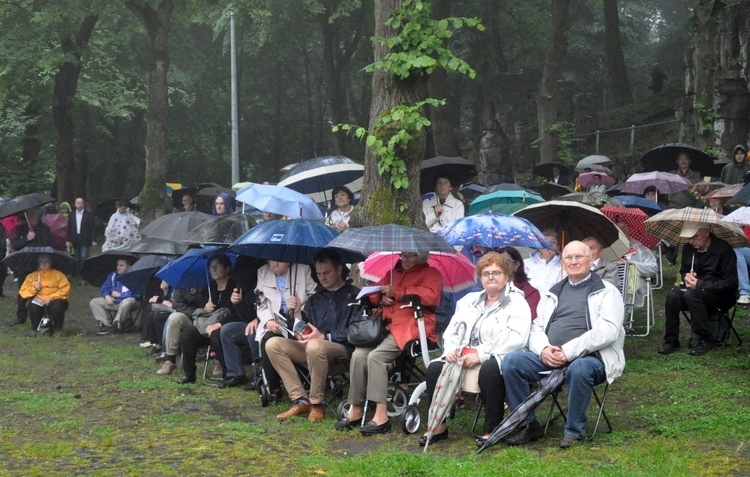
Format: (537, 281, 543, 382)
(19, 254, 71, 335)
(419, 253, 531, 446)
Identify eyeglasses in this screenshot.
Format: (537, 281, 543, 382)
(562, 254, 590, 263)
(481, 270, 504, 279)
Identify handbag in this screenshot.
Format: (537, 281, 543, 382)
(347, 310, 387, 347)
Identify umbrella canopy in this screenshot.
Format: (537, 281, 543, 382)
(235, 184, 324, 220)
(172, 184, 236, 214)
(129, 238, 188, 256)
(1, 246, 76, 279)
(468, 189, 544, 216)
(361, 251, 476, 293)
(539, 182, 574, 201)
(0, 193, 57, 219)
(42, 213, 68, 251)
(436, 212, 553, 250)
(644, 207, 748, 247)
(726, 182, 750, 206)
(182, 213, 262, 246)
(420, 156, 478, 194)
(230, 218, 360, 264)
(278, 156, 364, 203)
(621, 171, 693, 195)
(81, 251, 138, 287)
(557, 192, 623, 209)
(640, 143, 714, 177)
(705, 183, 742, 201)
(325, 224, 454, 259)
(722, 207, 750, 226)
(94, 198, 139, 222)
(468, 203, 529, 217)
(118, 255, 171, 297)
(140, 211, 214, 242)
(575, 155, 611, 173)
(533, 161, 568, 178)
(612, 196, 662, 216)
(600, 205, 660, 249)
(458, 183, 487, 203)
(577, 171, 615, 189)
(155, 246, 236, 290)
(514, 200, 631, 262)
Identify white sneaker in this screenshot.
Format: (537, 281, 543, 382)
(157, 361, 176, 375)
(139, 341, 154, 348)
(737, 295, 750, 305)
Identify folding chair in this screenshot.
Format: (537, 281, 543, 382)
(543, 381, 612, 441)
(681, 303, 742, 348)
(295, 356, 351, 417)
(651, 245, 664, 290)
(201, 344, 224, 386)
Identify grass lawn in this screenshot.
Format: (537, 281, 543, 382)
(0, 260, 748, 476)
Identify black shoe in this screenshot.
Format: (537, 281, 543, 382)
(242, 377, 260, 391)
(505, 420, 544, 446)
(154, 351, 170, 361)
(475, 436, 488, 447)
(689, 340, 712, 356)
(178, 375, 196, 384)
(559, 435, 584, 448)
(360, 420, 391, 435)
(97, 324, 114, 335)
(418, 428, 449, 446)
(658, 342, 680, 355)
(218, 375, 248, 389)
(119, 319, 136, 333)
(334, 416, 361, 431)
(14, 316, 27, 325)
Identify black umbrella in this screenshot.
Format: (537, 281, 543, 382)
(640, 143, 714, 177)
(95, 198, 139, 222)
(533, 162, 568, 178)
(129, 238, 188, 256)
(727, 182, 750, 206)
(81, 251, 137, 287)
(539, 182, 574, 200)
(420, 156, 478, 194)
(182, 213, 262, 246)
(140, 211, 214, 242)
(173, 184, 235, 214)
(1, 246, 76, 279)
(118, 255, 171, 297)
(0, 193, 57, 219)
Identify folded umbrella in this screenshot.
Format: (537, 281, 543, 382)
(361, 251, 476, 293)
(235, 184, 324, 220)
(645, 207, 748, 247)
(436, 212, 552, 250)
(2, 246, 76, 279)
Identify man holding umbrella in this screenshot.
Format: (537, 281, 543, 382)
(10, 206, 52, 325)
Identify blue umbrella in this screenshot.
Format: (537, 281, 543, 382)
(235, 184, 324, 220)
(612, 195, 662, 216)
(278, 156, 364, 203)
(436, 212, 553, 250)
(155, 247, 236, 290)
(468, 189, 544, 215)
(119, 255, 171, 296)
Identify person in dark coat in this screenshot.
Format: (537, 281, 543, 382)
(10, 206, 52, 324)
(66, 197, 97, 283)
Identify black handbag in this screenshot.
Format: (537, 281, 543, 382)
(347, 311, 387, 347)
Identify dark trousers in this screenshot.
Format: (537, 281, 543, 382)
(180, 327, 224, 380)
(0, 262, 7, 295)
(141, 306, 171, 344)
(17, 294, 27, 322)
(27, 300, 69, 331)
(664, 288, 733, 343)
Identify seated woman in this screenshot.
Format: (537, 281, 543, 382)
(420, 252, 531, 446)
(19, 254, 71, 335)
(334, 251, 442, 435)
(213, 192, 235, 217)
(140, 279, 173, 349)
(495, 246, 540, 321)
(326, 185, 355, 232)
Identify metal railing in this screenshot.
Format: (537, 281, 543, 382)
(572, 119, 681, 155)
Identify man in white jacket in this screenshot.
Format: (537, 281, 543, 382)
(502, 241, 625, 448)
(422, 177, 465, 232)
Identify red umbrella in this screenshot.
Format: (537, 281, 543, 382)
(359, 251, 476, 293)
(600, 205, 660, 250)
(42, 213, 68, 251)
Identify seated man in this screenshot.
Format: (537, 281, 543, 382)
(90, 258, 141, 334)
(19, 254, 71, 335)
(659, 224, 738, 356)
(154, 287, 207, 359)
(502, 241, 625, 448)
(582, 237, 620, 288)
(268, 250, 360, 422)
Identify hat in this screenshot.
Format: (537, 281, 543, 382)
(679, 222, 709, 238)
(734, 144, 747, 154)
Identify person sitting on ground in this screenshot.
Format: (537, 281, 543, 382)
(720, 144, 750, 185)
(494, 246, 540, 320)
(102, 200, 141, 252)
(502, 240, 625, 449)
(523, 229, 564, 295)
(213, 192, 234, 217)
(659, 224, 737, 356)
(422, 176, 465, 232)
(90, 258, 141, 334)
(326, 185, 355, 232)
(269, 250, 360, 422)
(19, 254, 71, 335)
(10, 207, 53, 325)
(139, 280, 174, 349)
(419, 252, 531, 447)
(582, 237, 620, 289)
(587, 174, 607, 194)
(334, 251, 442, 435)
(612, 218, 657, 307)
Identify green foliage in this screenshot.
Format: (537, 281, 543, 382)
(532, 121, 580, 165)
(693, 100, 718, 136)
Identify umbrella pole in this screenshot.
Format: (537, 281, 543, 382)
(206, 261, 212, 303)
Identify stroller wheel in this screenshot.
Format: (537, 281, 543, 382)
(336, 401, 351, 420)
(401, 404, 421, 434)
(260, 385, 270, 407)
(386, 384, 409, 417)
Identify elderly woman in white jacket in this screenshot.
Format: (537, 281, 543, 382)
(418, 252, 531, 447)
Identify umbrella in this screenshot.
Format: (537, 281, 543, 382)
(644, 207, 748, 247)
(576, 172, 615, 189)
(155, 246, 236, 290)
(235, 184, 324, 220)
(484, 183, 538, 195)
(436, 212, 553, 250)
(325, 224, 455, 258)
(612, 196, 662, 216)
(468, 189, 544, 216)
(640, 143, 714, 177)
(575, 155, 611, 173)
(705, 184, 742, 201)
(81, 251, 137, 287)
(361, 251, 476, 293)
(173, 184, 236, 214)
(621, 171, 693, 195)
(42, 213, 68, 251)
(129, 238, 188, 256)
(539, 183, 574, 201)
(278, 156, 364, 203)
(726, 182, 750, 205)
(514, 200, 631, 262)
(477, 368, 566, 453)
(95, 198, 139, 222)
(533, 162, 568, 178)
(0, 193, 57, 219)
(557, 192, 623, 209)
(458, 183, 487, 203)
(423, 322, 468, 452)
(1, 246, 76, 279)
(600, 205, 660, 250)
(723, 207, 750, 226)
(118, 255, 171, 296)
(182, 213, 262, 246)
(578, 164, 614, 176)
(140, 211, 214, 242)
(420, 157, 478, 194)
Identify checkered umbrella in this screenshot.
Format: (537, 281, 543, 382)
(325, 224, 455, 257)
(600, 206, 661, 250)
(644, 207, 748, 247)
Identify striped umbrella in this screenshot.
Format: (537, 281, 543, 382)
(644, 207, 748, 247)
(278, 156, 363, 204)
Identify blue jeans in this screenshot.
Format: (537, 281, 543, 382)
(73, 243, 89, 277)
(502, 350, 606, 439)
(220, 321, 258, 378)
(735, 247, 750, 295)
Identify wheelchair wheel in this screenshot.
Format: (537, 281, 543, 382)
(386, 383, 409, 417)
(401, 404, 421, 434)
(260, 385, 270, 407)
(336, 401, 351, 420)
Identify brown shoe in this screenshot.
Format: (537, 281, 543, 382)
(276, 401, 311, 420)
(308, 404, 326, 422)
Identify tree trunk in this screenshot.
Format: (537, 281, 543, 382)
(351, 0, 428, 228)
(603, 0, 633, 107)
(52, 14, 98, 204)
(537, 0, 571, 164)
(692, 0, 724, 148)
(21, 102, 42, 172)
(125, 0, 174, 222)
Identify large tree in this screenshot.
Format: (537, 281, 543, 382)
(603, 0, 633, 107)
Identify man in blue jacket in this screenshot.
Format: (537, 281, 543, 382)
(89, 258, 141, 334)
